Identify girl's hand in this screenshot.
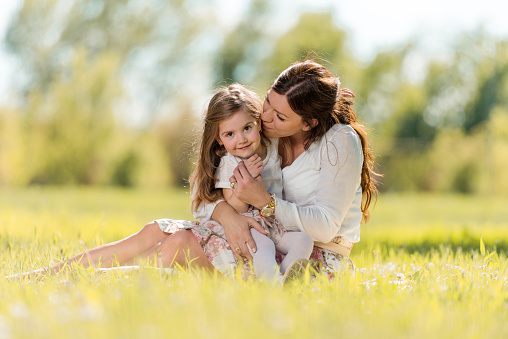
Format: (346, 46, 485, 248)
(211, 201, 267, 261)
(230, 161, 272, 209)
(244, 154, 264, 178)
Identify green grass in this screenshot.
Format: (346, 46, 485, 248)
(1, 187, 508, 338)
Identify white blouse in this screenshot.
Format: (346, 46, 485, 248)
(214, 138, 282, 196)
(275, 124, 363, 243)
(194, 124, 363, 244)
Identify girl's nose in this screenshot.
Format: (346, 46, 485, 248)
(238, 133, 247, 143)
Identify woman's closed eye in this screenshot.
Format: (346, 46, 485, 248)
(276, 114, 285, 122)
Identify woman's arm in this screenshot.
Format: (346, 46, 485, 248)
(226, 154, 265, 211)
(194, 153, 267, 260)
(233, 126, 363, 243)
(192, 185, 266, 260)
(210, 201, 267, 260)
(231, 163, 272, 209)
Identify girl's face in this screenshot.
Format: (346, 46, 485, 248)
(261, 90, 311, 140)
(217, 109, 262, 159)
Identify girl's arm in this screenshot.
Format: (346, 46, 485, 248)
(222, 188, 249, 213)
(224, 153, 264, 212)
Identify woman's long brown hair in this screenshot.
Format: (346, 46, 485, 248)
(189, 84, 263, 212)
(272, 60, 379, 222)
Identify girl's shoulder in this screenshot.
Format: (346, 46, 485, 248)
(217, 152, 240, 173)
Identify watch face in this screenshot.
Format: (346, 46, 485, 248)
(261, 208, 273, 217)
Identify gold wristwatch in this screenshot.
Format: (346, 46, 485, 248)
(261, 194, 276, 217)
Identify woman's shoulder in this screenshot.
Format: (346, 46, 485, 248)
(313, 124, 363, 165)
(320, 124, 361, 148)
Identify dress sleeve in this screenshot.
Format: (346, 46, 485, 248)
(192, 199, 221, 221)
(192, 154, 237, 221)
(215, 155, 238, 189)
(274, 126, 363, 243)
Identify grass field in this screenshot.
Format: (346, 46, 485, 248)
(1, 187, 508, 338)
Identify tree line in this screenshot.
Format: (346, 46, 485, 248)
(1, 0, 507, 194)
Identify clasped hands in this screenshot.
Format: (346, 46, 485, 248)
(224, 155, 272, 261)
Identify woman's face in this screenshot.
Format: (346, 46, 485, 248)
(261, 90, 310, 139)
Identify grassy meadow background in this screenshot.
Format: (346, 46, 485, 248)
(2, 1, 508, 338)
(1, 187, 508, 338)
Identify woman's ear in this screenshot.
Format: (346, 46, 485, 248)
(302, 119, 318, 131)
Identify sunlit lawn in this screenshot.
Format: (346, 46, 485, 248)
(1, 187, 508, 338)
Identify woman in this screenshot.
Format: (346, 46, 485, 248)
(14, 60, 376, 279)
(196, 60, 377, 277)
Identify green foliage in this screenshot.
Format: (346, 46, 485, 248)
(2, 0, 215, 188)
(110, 149, 139, 187)
(6, 0, 213, 106)
(2, 2, 508, 193)
(0, 107, 28, 186)
(373, 35, 508, 193)
(213, 0, 271, 86)
(258, 12, 352, 87)
(156, 113, 199, 187)
(22, 49, 120, 185)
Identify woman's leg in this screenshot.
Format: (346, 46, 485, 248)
(127, 230, 215, 270)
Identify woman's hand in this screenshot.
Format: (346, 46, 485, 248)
(211, 201, 267, 261)
(230, 161, 272, 209)
(340, 88, 355, 98)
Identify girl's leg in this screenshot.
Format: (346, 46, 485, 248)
(127, 230, 215, 270)
(276, 232, 314, 273)
(249, 229, 278, 281)
(22, 222, 170, 277)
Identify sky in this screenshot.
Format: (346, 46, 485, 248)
(1, 0, 508, 105)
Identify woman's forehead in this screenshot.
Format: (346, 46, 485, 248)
(266, 90, 297, 118)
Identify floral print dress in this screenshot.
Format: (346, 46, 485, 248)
(155, 216, 353, 280)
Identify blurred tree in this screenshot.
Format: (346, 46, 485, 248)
(423, 33, 508, 133)
(6, 0, 215, 111)
(214, 9, 356, 92)
(156, 111, 198, 187)
(0, 107, 28, 186)
(255, 12, 355, 90)
(24, 49, 121, 185)
(213, 0, 271, 86)
(463, 41, 508, 133)
(5, 0, 216, 186)
(355, 46, 412, 125)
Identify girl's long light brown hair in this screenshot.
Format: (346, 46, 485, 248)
(190, 84, 263, 212)
(272, 60, 379, 222)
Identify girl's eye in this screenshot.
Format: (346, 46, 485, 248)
(244, 125, 251, 131)
(226, 132, 233, 137)
(276, 114, 285, 122)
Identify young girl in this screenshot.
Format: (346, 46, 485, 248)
(156, 84, 314, 282)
